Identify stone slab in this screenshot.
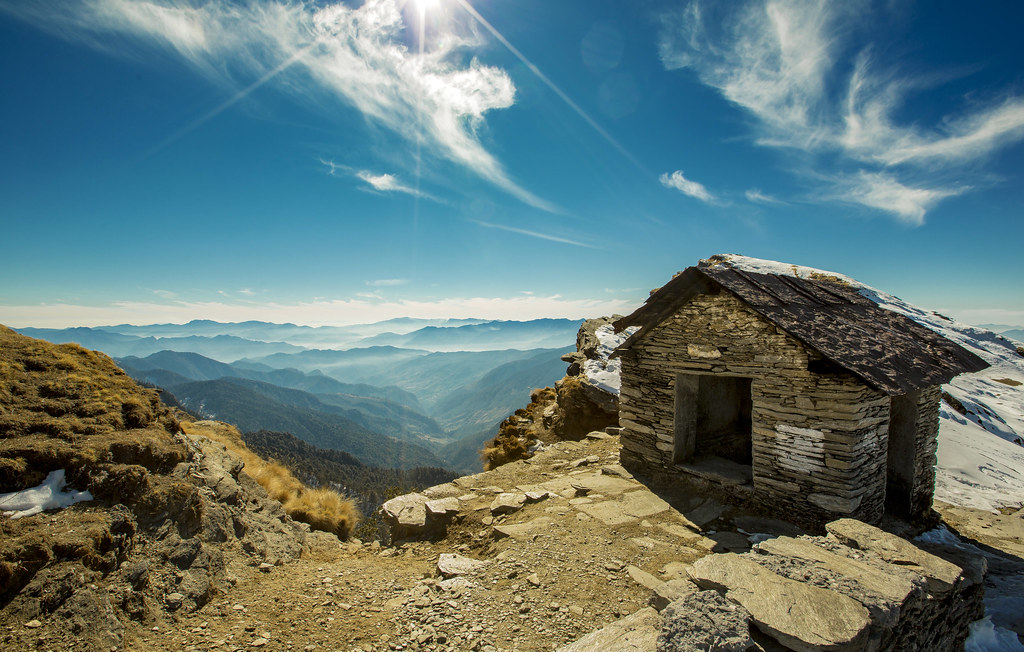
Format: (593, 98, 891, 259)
(492, 517, 555, 541)
(618, 490, 672, 518)
(756, 536, 921, 605)
(577, 500, 636, 526)
(688, 553, 871, 652)
(650, 579, 698, 612)
(556, 607, 661, 652)
(826, 519, 965, 596)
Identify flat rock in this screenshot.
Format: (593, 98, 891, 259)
(618, 490, 671, 519)
(826, 519, 966, 596)
(577, 501, 635, 526)
(540, 472, 636, 497)
(524, 490, 556, 503)
(490, 493, 527, 515)
(601, 464, 632, 479)
(437, 553, 489, 578)
(425, 497, 461, 517)
(688, 553, 871, 652)
(660, 561, 691, 581)
(492, 517, 554, 541)
(756, 536, 921, 605)
(658, 590, 754, 651)
(657, 523, 703, 544)
(626, 565, 663, 592)
(557, 607, 661, 652)
(682, 498, 725, 527)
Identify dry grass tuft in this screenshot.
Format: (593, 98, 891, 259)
(182, 420, 358, 539)
(284, 488, 359, 539)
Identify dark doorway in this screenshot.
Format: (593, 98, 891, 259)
(886, 392, 919, 518)
(674, 373, 753, 465)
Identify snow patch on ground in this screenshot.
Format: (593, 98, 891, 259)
(917, 526, 1024, 652)
(583, 324, 638, 394)
(716, 254, 1024, 513)
(0, 469, 93, 519)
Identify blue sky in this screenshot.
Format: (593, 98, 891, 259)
(2, 0, 1023, 328)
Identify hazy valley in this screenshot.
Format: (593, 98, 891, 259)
(16, 318, 580, 475)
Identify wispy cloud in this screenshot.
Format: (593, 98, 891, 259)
(659, 170, 714, 203)
(4, 0, 554, 210)
(829, 172, 964, 226)
(471, 220, 598, 249)
(366, 279, 408, 287)
(658, 0, 1024, 222)
(744, 188, 785, 205)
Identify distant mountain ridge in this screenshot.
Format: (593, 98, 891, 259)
(18, 318, 578, 474)
(16, 318, 580, 357)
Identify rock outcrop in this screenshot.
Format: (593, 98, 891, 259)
(0, 328, 324, 650)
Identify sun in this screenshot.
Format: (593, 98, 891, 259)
(415, 0, 440, 13)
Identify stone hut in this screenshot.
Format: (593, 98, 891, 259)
(612, 259, 988, 524)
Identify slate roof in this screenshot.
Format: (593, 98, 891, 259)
(614, 265, 989, 396)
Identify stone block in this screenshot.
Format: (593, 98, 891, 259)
(688, 553, 871, 652)
(826, 519, 966, 596)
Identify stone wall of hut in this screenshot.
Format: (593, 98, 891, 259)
(911, 386, 941, 516)
(617, 290, 901, 524)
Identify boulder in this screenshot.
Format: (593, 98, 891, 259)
(381, 493, 430, 539)
(657, 590, 755, 652)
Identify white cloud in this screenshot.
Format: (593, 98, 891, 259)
(830, 172, 964, 226)
(5, 0, 553, 210)
(470, 220, 598, 249)
(658, 0, 1024, 222)
(0, 295, 637, 328)
(744, 188, 785, 205)
(659, 170, 714, 203)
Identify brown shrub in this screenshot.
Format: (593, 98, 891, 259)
(251, 462, 304, 503)
(284, 488, 358, 539)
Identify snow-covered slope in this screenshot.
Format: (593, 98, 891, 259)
(711, 254, 1024, 512)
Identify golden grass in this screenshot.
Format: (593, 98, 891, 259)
(182, 420, 359, 539)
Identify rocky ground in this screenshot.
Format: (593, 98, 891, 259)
(5, 431, 1023, 651)
(108, 433, 747, 652)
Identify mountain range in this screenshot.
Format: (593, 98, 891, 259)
(18, 318, 578, 473)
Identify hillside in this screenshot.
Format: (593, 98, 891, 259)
(165, 378, 445, 470)
(241, 430, 457, 514)
(0, 326, 334, 649)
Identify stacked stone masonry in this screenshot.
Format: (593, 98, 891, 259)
(618, 291, 940, 524)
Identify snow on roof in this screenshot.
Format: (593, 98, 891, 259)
(616, 256, 988, 395)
